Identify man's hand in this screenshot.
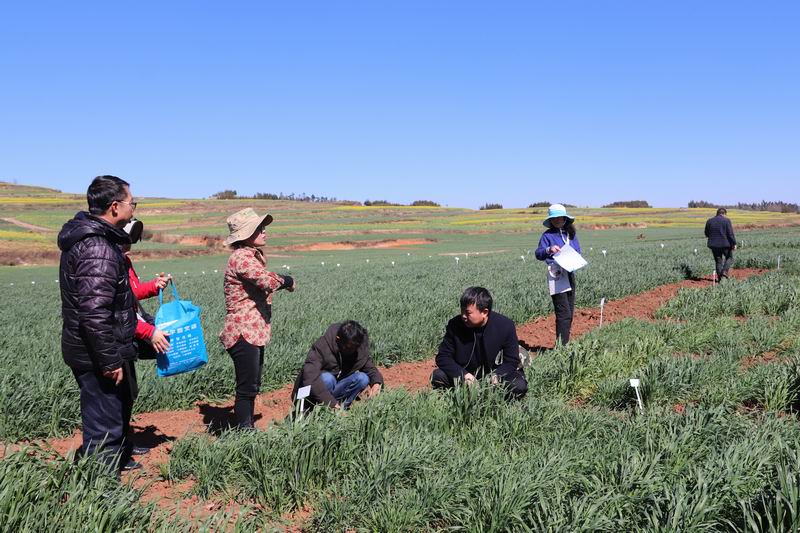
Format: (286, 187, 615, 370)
(149, 329, 171, 353)
(549, 245, 561, 255)
(154, 272, 171, 290)
(463, 373, 476, 386)
(490, 374, 500, 386)
(103, 367, 124, 385)
(364, 383, 381, 399)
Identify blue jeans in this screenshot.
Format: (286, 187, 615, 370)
(320, 371, 370, 408)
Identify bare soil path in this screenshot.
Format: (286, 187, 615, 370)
(12, 268, 766, 524)
(1, 217, 55, 232)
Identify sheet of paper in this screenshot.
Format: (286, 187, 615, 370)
(553, 243, 588, 272)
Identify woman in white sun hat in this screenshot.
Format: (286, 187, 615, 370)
(534, 204, 582, 345)
(220, 208, 296, 429)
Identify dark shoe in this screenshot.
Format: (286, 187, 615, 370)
(131, 446, 150, 456)
(121, 459, 143, 472)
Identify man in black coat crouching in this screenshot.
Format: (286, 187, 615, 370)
(431, 287, 528, 399)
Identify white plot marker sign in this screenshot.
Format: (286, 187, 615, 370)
(778, 255, 782, 271)
(630, 378, 644, 414)
(602, 249, 607, 257)
(296, 385, 311, 417)
(599, 298, 606, 327)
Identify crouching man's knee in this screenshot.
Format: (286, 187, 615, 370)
(502, 371, 528, 400)
(430, 368, 454, 390)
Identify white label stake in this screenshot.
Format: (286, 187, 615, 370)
(296, 385, 311, 418)
(777, 255, 781, 271)
(629, 378, 644, 414)
(599, 298, 606, 327)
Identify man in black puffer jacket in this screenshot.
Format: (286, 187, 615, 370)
(59, 175, 139, 473)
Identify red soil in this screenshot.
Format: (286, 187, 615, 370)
(517, 268, 764, 350)
(284, 238, 436, 252)
(15, 267, 767, 525)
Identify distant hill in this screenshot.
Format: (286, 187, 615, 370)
(0, 181, 72, 197)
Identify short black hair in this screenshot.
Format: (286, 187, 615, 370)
(460, 286, 493, 313)
(87, 175, 130, 215)
(336, 320, 367, 348)
(716, 208, 727, 216)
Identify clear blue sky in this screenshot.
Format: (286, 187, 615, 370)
(1, 1, 798, 208)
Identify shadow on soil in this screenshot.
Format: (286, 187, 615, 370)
(133, 424, 177, 449)
(198, 404, 262, 436)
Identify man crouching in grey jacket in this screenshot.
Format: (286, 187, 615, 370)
(292, 321, 383, 410)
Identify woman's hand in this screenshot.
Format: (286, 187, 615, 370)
(154, 272, 172, 290)
(149, 329, 171, 353)
(549, 245, 561, 255)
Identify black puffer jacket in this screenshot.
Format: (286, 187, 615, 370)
(58, 212, 136, 372)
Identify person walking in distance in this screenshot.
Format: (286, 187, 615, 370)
(704, 208, 737, 281)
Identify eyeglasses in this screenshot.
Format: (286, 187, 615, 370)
(117, 200, 137, 209)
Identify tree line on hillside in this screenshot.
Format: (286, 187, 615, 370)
(210, 190, 351, 203)
(688, 200, 799, 214)
(528, 202, 577, 208)
(211, 190, 442, 207)
(602, 200, 652, 208)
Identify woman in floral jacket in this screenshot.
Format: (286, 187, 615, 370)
(220, 208, 295, 429)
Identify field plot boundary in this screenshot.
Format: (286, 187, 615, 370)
(3, 268, 768, 524)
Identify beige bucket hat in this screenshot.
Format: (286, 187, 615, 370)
(224, 208, 273, 246)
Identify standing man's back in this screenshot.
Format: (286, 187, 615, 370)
(58, 175, 139, 473)
(704, 208, 737, 280)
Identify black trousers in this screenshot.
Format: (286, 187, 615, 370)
(551, 272, 576, 345)
(227, 337, 265, 428)
(710, 247, 734, 279)
(72, 360, 137, 471)
(430, 368, 528, 400)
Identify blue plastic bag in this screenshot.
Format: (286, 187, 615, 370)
(154, 282, 208, 377)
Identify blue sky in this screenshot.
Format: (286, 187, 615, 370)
(1, 1, 798, 208)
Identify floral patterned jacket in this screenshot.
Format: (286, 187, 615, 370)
(219, 246, 287, 349)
